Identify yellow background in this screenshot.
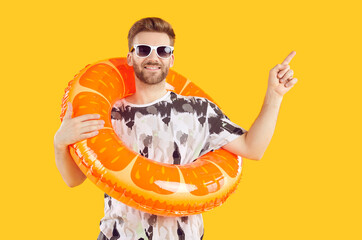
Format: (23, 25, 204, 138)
(1, 0, 361, 239)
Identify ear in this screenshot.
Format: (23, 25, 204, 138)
(169, 54, 174, 68)
(127, 52, 133, 66)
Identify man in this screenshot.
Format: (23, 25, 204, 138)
(54, 17, 297, 240)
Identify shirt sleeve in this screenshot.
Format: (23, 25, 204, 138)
(204, 100, 247, 152)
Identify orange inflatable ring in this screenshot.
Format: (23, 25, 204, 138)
(60, 57, 243, 216)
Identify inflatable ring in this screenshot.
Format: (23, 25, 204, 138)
(60, 57, 243, 216)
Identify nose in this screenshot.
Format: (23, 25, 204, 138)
(147, 48, 159, 60)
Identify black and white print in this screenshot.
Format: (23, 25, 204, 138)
(99, 91, 246, 240)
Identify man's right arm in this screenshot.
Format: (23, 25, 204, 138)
(54, 143, 86, 188)
(54, 102, 104, 188)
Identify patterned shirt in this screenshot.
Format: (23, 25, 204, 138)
(99, 91, 246, 240)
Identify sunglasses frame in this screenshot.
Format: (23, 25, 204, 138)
(130, 44, 174, 59)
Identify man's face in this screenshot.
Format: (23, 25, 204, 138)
(127, 32, 174, 85)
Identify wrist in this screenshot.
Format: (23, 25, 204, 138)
(54, 143, 68, 151)
(265, 89, 283, 105)
(54, 135, 68, 150)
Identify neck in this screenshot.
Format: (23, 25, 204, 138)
(126, 78, 168, 105)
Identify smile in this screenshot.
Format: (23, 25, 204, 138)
(144, 65, 161, 71)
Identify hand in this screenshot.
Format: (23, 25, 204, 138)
(268, 51, 298, 97)
(54, 102, 105, 149)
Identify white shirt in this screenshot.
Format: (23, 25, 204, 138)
(99, 91, 246, 240)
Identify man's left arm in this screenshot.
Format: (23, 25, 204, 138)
(222, 51, 298, 160)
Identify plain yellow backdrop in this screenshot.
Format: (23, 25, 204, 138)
(1, 0, 361, 239)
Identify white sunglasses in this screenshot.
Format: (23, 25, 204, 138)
(130, 44, 174, 59)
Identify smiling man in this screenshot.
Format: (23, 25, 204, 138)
(54, 17, 297, 240)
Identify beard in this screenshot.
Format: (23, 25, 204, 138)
(133, 61, 169, 85)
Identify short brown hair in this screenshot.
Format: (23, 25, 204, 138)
(127, 17, 176, 51)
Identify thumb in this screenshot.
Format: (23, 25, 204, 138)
(64, 102, 73, 119)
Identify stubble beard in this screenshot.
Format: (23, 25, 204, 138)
(133, 61, 169, 85)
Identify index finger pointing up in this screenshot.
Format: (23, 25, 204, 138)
(281, 51, 296, 65)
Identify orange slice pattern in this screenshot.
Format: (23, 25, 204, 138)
(60, 57, 243, 216)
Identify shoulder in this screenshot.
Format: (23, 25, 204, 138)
(168, 91, 213, 114)
(169, 91, 213, 105)
(170, 91, 223, 117)
(112, 97, 129, 108)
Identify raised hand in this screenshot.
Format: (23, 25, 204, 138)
(54, 102, 105, 148)
(268, 51, 298, 97)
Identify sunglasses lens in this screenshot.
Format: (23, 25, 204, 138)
(157, 46, 172, 58)
(136, 45, 151, 57)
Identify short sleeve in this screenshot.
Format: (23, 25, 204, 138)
(205, 100, 247, 152)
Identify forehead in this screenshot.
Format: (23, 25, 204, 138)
(133, 32, 171, 46)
